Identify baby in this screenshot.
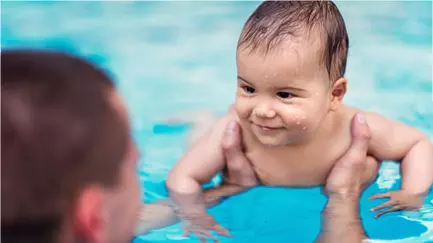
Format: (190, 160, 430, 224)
(167, 1, 433, 239)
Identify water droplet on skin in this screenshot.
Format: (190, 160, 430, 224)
(302, 126, 307, 130)
(296, 120, 301, 125)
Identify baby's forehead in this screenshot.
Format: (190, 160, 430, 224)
(237, 38, 326, 80)
(240, 32, 324, 61)
(281, 35, 324, 59)
(240, 24, 325, 55)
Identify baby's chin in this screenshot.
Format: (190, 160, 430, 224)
(255, 135, 291, 147)
(255, 131, 307, 147)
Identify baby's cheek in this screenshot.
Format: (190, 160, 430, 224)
(235, 98, 252, 119)
(280, 107, 311, 131)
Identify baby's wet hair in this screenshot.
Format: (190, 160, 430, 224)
(238, 1, 349, 82)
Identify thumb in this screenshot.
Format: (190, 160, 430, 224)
(348, 112, 372, 154)
(221, 120, 258, 187)
(325, 113, 372, 195)
(221, 120, 244, 165)
(334, 112, 371, 172)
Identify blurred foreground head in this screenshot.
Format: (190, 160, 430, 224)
(1, 49, 140, 243)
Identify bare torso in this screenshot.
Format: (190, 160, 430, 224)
(223, 105, 377, 187)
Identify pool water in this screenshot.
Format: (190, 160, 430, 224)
(2, 1, 432, 242)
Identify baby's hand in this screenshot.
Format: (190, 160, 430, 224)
(369, 190, 425, 218)
(177, 208, 231, 242)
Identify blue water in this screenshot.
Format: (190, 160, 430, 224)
(2, 1, 432, 242)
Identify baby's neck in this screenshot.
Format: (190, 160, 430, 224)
(307, 107, 345, 145)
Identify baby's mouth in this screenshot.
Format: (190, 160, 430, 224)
(253, 123, 283, 132)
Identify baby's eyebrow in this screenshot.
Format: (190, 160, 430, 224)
(237, 76, 254, 85)
(276, 86, 305, 92)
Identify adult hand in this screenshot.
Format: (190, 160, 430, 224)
(177, 120, 259, 241)
(317, 112, 372, 243)
(135, 120, 259, 237)
(221, 113, 374, 197)
(221, 120, 259, 187)
(202, 120, 259, 207)
(218, 114, 373, 243)
(208, 113, 373, 243)
(324, 112, 372, 200)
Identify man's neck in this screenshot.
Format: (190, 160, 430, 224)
(1, 219, 60, 243)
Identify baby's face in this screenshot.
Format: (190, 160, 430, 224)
(235, 39, 333, 147)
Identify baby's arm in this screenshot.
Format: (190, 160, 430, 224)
(365, 112, 433, 216)
(166, 111, 239, 237)
(166, 112, 234, 203)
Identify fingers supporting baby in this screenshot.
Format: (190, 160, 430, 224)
(222, 120, 259, 187)
(341, 113, 371, 167)
(325, 113, 372, 199)
(361, 156, 380, 191)
(317, 113, 372, 243)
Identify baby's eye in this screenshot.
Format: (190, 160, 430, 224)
(242, 85, 255, 94)
(277, 92, 294, 99)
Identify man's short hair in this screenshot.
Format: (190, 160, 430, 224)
(1, 49, 129, 241)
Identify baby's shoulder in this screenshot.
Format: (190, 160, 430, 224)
(340, 105, 396, 149)
(343, 105, 397, 126)
(341, 105, 389, 126)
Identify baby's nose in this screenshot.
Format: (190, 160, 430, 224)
(254, 106, 276, 118)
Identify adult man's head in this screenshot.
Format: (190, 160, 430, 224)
(1, 49, 141, 243)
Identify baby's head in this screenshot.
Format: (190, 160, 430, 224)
(235, 1, 348, 146)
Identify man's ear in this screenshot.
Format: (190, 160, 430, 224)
(329, 77, 347, 111)
(73, 186, 106, 243)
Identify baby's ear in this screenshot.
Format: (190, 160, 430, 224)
(329, 77, 347, 110)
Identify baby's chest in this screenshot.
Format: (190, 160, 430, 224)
(245, 151, 331, 187)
